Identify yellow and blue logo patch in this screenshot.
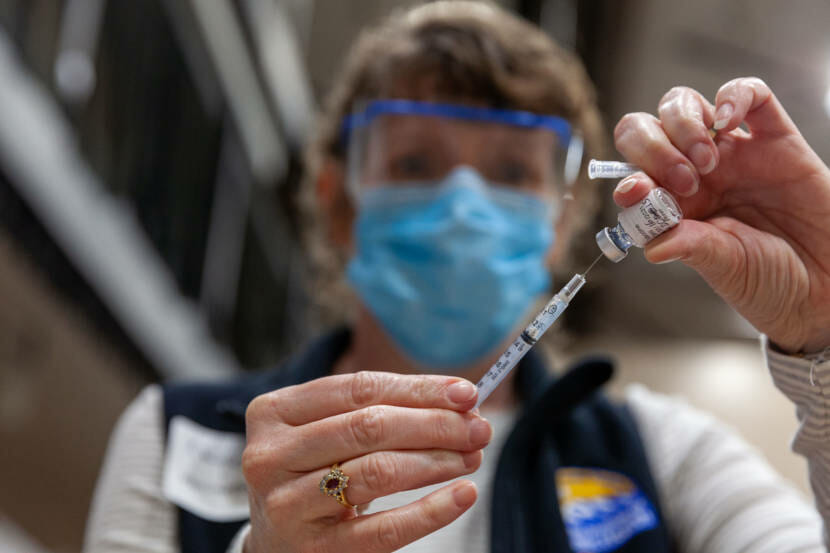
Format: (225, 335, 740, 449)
(556, 467, 657, 553)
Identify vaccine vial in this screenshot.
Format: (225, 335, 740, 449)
(596, 188, 682, 262)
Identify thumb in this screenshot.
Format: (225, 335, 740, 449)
(644, 218, 748, 288)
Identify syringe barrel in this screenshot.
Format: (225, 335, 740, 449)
(560, 273, 586, 302)
(474, 273, 587, 409)
(474, 335, 533, 409)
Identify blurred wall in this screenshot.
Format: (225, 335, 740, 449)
(587, 0, 830, 341)
(0, 230, 145, 552)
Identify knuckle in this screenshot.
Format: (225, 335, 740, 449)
(659, 102, 703, 132)
(362, 453, 398, 492)
(348, 406, 386, 448)
(719, 77, 767, 98)
(613, 113, 635, 140)
(301, 540, 330, 553)
(241, 444, 272, 487)
(350, 370, 383, 408)
(263, 488, 288, 519)
(744, 76, 769, 95)
(642, 136, 669, 159)
(245, 394, 268, 424)
(658, 86, 687, 109)
(422, 497, 446, 527)
(614, 112, 651, 143)
(375, 515, 406, 550)
(429, 411, 454, 444)
(746, 76, 767, 88)
(719, 77, 742, 92)
(246, 390, 286, 425)
(410, 375, 434, 403)
(674, 111, 701, 131)
(656, 102, 674, 121)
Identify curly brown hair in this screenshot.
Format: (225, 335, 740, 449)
(299, 0, 607, 328)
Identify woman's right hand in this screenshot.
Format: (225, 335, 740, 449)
(241, 371, 491, 553)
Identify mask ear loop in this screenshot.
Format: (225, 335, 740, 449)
(341, 100, 374, 202)
(345, 125, 362, 202)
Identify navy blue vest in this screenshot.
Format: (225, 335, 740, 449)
(163, 329, 673, 553)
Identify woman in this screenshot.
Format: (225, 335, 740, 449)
(85, 2, 830, 553)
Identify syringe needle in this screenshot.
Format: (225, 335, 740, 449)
(582, 253, 604, 277)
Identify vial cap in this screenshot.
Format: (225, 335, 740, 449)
(596, 227, 628, 263)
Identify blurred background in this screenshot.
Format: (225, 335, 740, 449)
(0, 0, 828, 551)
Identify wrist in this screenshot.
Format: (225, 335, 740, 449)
(770, 339, 830, 360)
(767, 325, 830, 356)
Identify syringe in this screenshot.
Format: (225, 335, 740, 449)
(474, 158, 687, 407)
(588, 134, 716, 180)
(474, 254, 603, 409)
(587, 159, 639, 180)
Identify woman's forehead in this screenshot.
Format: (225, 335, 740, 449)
(379, 71, 504, 108)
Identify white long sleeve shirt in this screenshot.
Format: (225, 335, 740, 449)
(84, 338, 828, 553)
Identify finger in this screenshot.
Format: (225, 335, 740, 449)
(643, 218, 747, 290)
(657, 86, 719, 176)
(612, 173, 657, 208)
(247, 372, 478, 429)
(614, 112, 700, 197)
(331, 480, 477, 553)
(714, 77, 799, 137)
(300, 449, 483, 519)
(281, 406, 492, 470)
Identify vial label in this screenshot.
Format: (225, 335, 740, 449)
(617, 188, 682, 247)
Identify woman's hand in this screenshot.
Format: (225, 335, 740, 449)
(241, 371, 489, 553)
(613, 77, 830, 353)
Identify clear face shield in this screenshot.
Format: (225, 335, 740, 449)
(341, 100, 583, 207)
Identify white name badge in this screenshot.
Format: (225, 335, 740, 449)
(162, 416, 250, 522)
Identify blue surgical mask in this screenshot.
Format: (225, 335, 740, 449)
(347, 167, 554, 370)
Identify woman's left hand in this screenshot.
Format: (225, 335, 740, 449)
(613, 77, 830, 353)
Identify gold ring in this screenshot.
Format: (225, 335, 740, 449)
(319, 463, 354, 509)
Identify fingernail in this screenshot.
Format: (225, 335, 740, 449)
(448, 380, 476, 404)
(469, 418, 492, 445)
(714, 103, 733, 130)
(655, 256, 681, 265)
(666, 164, 698, 196)
(453, 482, 477, 508)
(688, 143, 716, 175)
(615, 176, 637, 194)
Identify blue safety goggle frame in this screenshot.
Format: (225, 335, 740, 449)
(341, 99, 584, 197)
(340, 99, 573, 146)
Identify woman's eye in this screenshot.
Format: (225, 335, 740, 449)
(493, 160, 531, 185)
(389, 153, 433, 180)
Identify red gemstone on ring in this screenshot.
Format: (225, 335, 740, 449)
(326, 478, 340, 490)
